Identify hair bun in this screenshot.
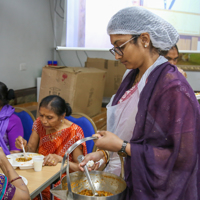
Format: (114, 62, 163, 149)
(7, 89, 15, 100)
(65, 103, 72, 116)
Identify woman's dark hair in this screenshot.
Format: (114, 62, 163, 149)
(160, 44, 179, 56)
(0, 82, 15, 107)
(39, 95, 72, 117)
(131, 35, 140, 44)
(173, 44, 179, 55)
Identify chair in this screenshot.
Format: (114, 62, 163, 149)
(65, 112, 97, 153)
(14, 106, 35, 142)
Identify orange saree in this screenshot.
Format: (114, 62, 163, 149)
(33, 118, 87, 200)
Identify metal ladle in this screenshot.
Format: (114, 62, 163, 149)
(77, 155, 98, 196)
(60, 136, 98, 200)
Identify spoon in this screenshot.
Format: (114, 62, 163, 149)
(77, 155, 98, 196)
(22, 144, 28, 160)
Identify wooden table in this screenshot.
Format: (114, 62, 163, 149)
(15, 163, 66, 199)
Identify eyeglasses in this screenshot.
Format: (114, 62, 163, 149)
(109, 36, 136, 56)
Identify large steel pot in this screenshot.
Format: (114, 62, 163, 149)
(50, 137, 127, 200)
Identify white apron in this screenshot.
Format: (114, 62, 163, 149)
(105, 88, 139, 176)
(104, 56, 167, 176)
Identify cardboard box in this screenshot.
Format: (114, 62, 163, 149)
(38, 65, 106, 117)
(85, 58, 126, 97)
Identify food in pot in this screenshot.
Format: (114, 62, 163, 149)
(79, 189, 113, 196)
(16, 157, 32, 162)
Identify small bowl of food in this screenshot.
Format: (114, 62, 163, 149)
(16, 157, 32, 162)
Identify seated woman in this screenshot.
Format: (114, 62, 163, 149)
(15, 95, 87, 200)
(0, 147, 30, 200)
(0, 82, 24, 155)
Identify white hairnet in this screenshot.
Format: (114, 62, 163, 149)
(107, 6, 179, 51)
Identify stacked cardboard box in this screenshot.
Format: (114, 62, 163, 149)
(39, 65, 106, 117)
(85, 58, 126, 98)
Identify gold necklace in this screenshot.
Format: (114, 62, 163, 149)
(47, 121, 64, 141)
(48, 130, 62, 141)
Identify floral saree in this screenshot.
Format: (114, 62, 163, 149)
(33, 118, 87, 200)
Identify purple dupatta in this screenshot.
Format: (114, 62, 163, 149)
(113, 62, 200, 200)
(0, 105, 15, 155)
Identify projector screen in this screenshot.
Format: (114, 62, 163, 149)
(61, 0, 200, 51)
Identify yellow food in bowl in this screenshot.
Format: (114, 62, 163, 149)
(16, 157, 32, 162)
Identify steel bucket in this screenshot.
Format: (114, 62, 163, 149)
(50, 137, 127, 200)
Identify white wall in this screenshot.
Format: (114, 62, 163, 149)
(0, 0, 54, 90)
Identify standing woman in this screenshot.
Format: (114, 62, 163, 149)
(0, 82, 24, 155)
(79, 7, 200, 200)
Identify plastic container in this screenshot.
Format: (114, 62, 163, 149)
(53, 61, 58, 66)
(32, 156, 44, 172)
(47, 61, 53, 65)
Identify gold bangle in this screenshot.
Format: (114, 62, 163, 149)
(104, 150, 110, 163)
(96, 149, 108, 164)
